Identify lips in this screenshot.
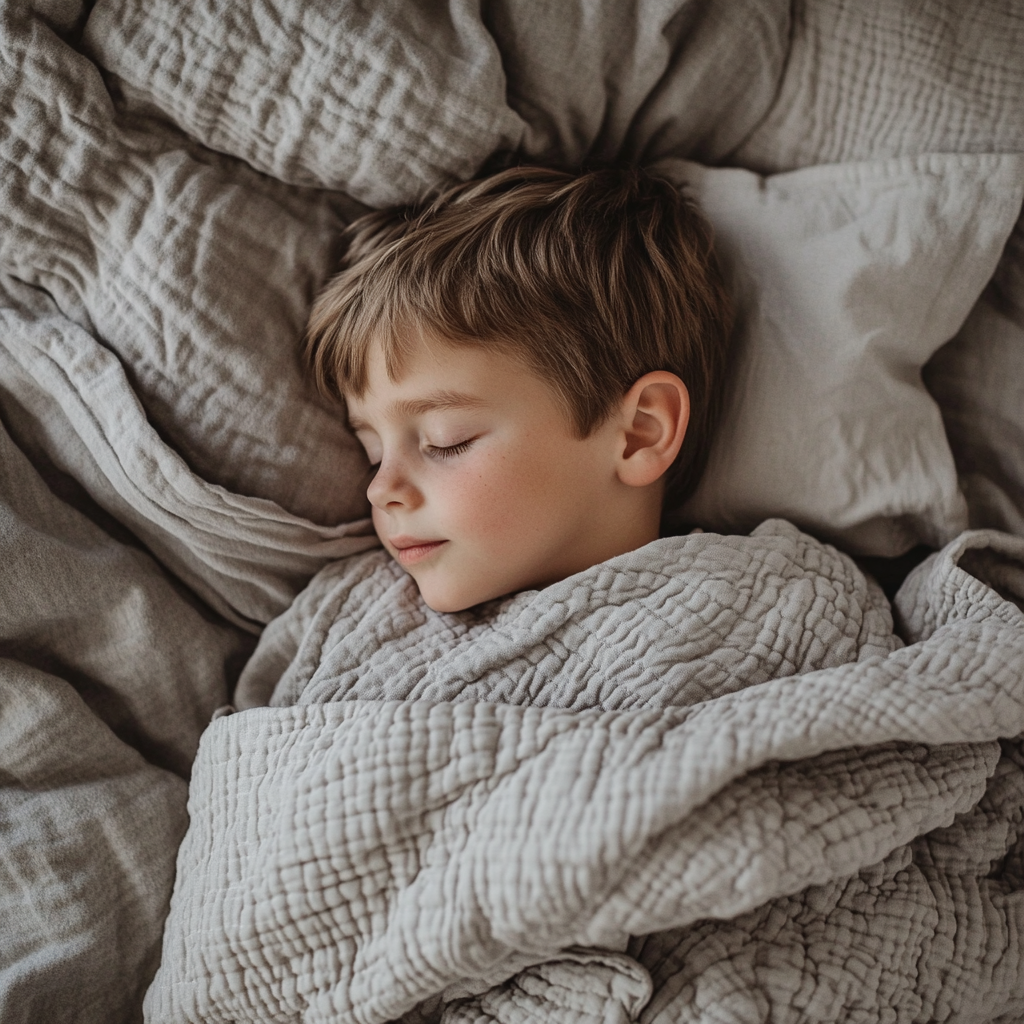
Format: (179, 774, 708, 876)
(389, 537, 447, 566)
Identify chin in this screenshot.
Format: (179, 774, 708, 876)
(415, 576, 502, 614)
(420, 591, 472, 614)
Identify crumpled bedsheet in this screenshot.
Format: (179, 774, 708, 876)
(0, 412, 250, 1024)
(146, 521, 1024, 1023)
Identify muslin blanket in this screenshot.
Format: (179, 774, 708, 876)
(145, 520, 1024, 1022)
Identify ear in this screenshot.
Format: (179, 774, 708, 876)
(615, 371, 690, 488)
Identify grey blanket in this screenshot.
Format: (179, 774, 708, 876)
(146, 522, 1024, 1022)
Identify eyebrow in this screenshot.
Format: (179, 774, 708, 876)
(347, 390, 485, 431)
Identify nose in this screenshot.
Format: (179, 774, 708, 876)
(366, 456, 422, 511)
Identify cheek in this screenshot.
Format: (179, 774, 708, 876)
(451, 444, 568, 540)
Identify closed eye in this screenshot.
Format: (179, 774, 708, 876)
(426, 438, 475, 460)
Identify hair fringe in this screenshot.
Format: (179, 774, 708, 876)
(304, 165, 734, 506)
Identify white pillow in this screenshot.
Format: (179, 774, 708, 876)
(655, 154, 1024, 556)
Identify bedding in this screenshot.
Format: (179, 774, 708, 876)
(730, 0, 1024, 174)
(148, 521, 1024, 1022)
(0, 414, 246, 1023)
(663, 153, 1024, 556)
(925, 212, 1024, 540)
(2, 0, 1024, 1020)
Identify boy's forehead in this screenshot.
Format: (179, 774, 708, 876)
(346, 334, 546, 427)
(346, 388, 486, 429)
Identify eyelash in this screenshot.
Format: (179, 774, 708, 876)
(426, 439, 475, 460)
(366, 438, 475, 475)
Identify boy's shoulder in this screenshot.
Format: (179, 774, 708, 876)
(258, 520, 897, 709)
(293, 519, 890, 642)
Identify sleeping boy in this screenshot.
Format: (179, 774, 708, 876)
(235, 166, 897, 711)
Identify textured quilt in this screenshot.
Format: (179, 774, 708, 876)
(147, 521, 1024, 1022)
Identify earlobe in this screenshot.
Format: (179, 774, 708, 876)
(617, 372, 690, 488)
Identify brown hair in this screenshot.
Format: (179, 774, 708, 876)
(305, 165, 733, 506)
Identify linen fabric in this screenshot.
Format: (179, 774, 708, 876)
(0, 416, 249, 1023)
(663, 153, 1024, 555)
(146, 521, 1024, 1022)
(925, 210, 1024, 540)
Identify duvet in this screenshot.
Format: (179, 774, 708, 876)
(147, 521, 1024, 1022)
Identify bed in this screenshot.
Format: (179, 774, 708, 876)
(1, 1, 1023, 1021)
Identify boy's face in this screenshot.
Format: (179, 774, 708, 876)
(345, 334, 647, 612)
